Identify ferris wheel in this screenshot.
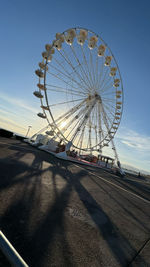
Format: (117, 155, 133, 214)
(33, 27, 123, 156)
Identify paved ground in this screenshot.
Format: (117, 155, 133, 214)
(0, 137, 150, 267)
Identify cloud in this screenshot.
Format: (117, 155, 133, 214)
(0, 92, 38, 114)
(0, 91, 41, 136)
(117, 128, 150, 152)
(121, 140, 138, 148)
(0, 108, 11, 116)
(0, 115, 26, 130)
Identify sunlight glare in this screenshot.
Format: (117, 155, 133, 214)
(60, 121, 67, 128)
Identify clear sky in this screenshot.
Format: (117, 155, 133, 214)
(0, 0, 150, 173)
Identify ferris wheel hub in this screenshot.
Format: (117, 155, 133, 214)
(94, 93, 101, 101)
(87, 93, 101, 100)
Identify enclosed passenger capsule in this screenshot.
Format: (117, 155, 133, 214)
(88, 36, 98, 49)
(37, 83, 46, 90)
(37, 113, 46, 119)
(104, 56, 112, 66)
(35, 69, 44, 78)
(33, 91, 43, 98)
(98, 44, 106, 56)
(41, 105, 49, 110)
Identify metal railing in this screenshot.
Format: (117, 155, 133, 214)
(0, 230, 29, 267)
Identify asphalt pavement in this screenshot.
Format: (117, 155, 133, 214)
(0, 137, 150, 267)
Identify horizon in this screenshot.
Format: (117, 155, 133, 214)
(1, 126, 150, 175)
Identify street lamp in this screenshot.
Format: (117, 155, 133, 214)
(25, 126, 32, 138)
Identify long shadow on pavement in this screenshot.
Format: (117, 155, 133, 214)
(0, 142, 149, 266)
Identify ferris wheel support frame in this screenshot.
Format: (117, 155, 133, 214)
(33, 27, 124, 169)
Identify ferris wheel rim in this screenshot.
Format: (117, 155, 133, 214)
(35, 27, 124, 152)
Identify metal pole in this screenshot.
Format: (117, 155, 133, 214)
(0, 230, 29, 267)
(25, 126, 32, 138)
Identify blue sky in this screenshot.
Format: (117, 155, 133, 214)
(0, 0, 150, 172)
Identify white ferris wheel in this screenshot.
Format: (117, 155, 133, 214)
(33, 27, 123, 160)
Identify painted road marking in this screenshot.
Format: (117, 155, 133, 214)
(73, 164, 150, 204)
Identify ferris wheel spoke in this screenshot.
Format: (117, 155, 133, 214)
(55, 52, 89, 94)
(91, 105, 96, 123)
(94, 103, 98, 147)
(88, 50, 95, 88)
(47, 64, 88, 93)
(47, 88, 85, 97)
(103, 101, 116, 112)
(71, 117, 87, 142)
(46, 73, 88, 96)
(62, 105, 88, 137)
(102, 90, 116, 97)
(54, 99, 86, 125)
(94, 105, 99, 147)
(97, 101, 105, 145)
(98, 102, 102, 144)
(95, 56, 99, 91)
(48, 98, 85, 107)
(56, 50, 89, 94)
(94, 126, 98, 148)
(58, 49, 75, 70)
(57, 106, 86, 127)
(89, 106, 97, 147)
(102, 106, 115, 122)
(52, 57, 80, 83)
(101, 103, 114, 139)
(89, 50, 96, 90)
(50, 59, 83, 89)
(100, 76, 112, 92)
(59, 48, 90, 93)
(78, 46, 94, 89)
(73, 105, 93, 146)
(106, 112, 114, 125)
(104, 104, 117, 124)
(102, 97, 116, 102)
(102, 106, 114, 126)
(70, 45, 92, 92)
(87, 118, 92, 151)
(46, 83, 86, 96)
(100, 82, 114, 94)
(47, 70, 75, 90)
(99, 67, 109, 90)
(78, 125, 86, 153)
(76, 123, 85, 148)
(102, 105, 115, 120)
(71, 100, 96, 142)
(86, 119, 90, 150)
(102, 103, 116, 116)
(102, 100, 116, 109)
(102, 98, 116, 107)
(65, 110, 86, 140)
(96, 57, 104, 89)
(99, 66, 109, 88)
(81, 46, 95, 88)
(79, 116, 91, 149)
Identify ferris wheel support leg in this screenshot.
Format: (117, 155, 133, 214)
(110, 139, 125, 176)
(101, 103, 125, 176)
(110, 138, 119, 163)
